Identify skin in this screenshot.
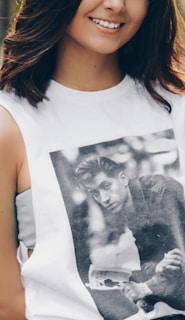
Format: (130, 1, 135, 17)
(66, 0, 148, 54)
(54, 0, 148, 90)
(0, 107, 30, 319)
(0, 0, 148, 318)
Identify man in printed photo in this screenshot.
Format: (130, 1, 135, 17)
(75, 156, 185, 318)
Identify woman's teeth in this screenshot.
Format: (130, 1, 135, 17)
(92, 18, 121, 29)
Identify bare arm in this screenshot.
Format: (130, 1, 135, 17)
(0, 106, 30, 320)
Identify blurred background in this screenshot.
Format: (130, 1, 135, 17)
(0, 0, 185, 45)
(0, 0, 19, 44)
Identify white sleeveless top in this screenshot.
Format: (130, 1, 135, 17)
(0, 75, 185, 320)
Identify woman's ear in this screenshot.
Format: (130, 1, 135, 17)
(118, 171, 129, 186)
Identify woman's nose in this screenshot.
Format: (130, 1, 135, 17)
(103, 0, 125, 12)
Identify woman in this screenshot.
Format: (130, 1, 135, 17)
(0, 1, 185, 319)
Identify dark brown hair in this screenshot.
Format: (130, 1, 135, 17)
(0, 0, 81, 105)
(0, 0, 185, 111)
(75, 157, 123, 185)
(118, 0, 185, 111)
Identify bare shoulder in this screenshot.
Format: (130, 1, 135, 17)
(0, 105, 30, 193)
(0, 105, 22, 141)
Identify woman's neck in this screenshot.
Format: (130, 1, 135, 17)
(53, 37, 123, 91)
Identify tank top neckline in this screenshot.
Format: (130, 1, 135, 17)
(48, 74, 132, 101)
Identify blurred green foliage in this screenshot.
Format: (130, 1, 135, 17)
(177, 0, 185, 18)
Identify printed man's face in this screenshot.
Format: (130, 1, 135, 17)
(85, 171, 129, 214)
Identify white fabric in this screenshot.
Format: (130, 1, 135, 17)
(16, 189, 36, 250)
(0, 75, 185, 320)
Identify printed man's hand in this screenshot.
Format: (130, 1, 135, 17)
(155, 248, 184, 273)
(121, 282, 152, 302)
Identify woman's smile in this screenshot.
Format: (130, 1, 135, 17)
(65, 0, 148, 55)
(89, 17, 125, 30)
(88, 17, 125, 35)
